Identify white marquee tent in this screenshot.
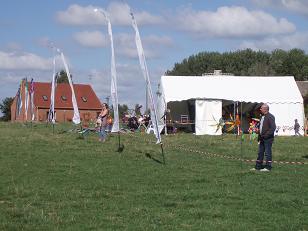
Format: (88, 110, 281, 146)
(157, 75, 305, 136)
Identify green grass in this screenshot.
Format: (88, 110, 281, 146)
(0, 122, 307, 230)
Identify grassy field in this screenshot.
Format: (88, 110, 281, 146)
(0, 122, 307, 230)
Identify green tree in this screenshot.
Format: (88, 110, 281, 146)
(56, 70, 70, 84)
(0, 97, 14, 121)
(269, 49, 288, 74)
(286, 49, 307, 80)
(134, 104, 143, 116)
(118, 104, 128, 118)
(166, 48, 308, 80)
(247, 62, 275, 76)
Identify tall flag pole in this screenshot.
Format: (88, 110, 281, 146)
(15, 85, 21, 118)
(25, 78, 29, 121)
(58, 49, 81, 125)
(15, 88, 18, 119)
(16, 84, 22, 117)
(18, 80, 23, 116)
(102, 10, 119, 133)
(30, 78, 35, 121)
(49, 48, 56, 124)
(130, 12, 162, 146)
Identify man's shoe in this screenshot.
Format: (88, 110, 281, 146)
(260, 168, 270, 172)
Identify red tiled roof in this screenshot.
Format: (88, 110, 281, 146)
(33, 82, 102, 110)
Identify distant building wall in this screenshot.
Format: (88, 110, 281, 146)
(36, 108, 100, 123)
(12, 104, 100, 123)
(10, 79, 102, 123)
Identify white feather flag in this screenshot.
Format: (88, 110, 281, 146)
(130, 12, 162, 144)
(49, 54, 56, 124)
(106, 14, 119, 133)
(59, 51, 80, 125)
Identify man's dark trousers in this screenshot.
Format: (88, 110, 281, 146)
(256, 138, 273, 170)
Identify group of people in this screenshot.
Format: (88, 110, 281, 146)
(97, 103, 152, 142)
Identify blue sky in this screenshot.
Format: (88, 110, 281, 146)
(1, 0, 308, 113)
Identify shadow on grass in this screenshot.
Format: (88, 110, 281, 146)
(145, 153, 164, 164)
(117, 144, 125, 153)
(302, 155, 308, 159)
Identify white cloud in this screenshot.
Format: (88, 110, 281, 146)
(56, 4, 105, 26)
(88, 63, 163, 109)
(5, 42, 22, 51)
(281, 0, 308, 15)
(0, 69, 55, 104)
(239, 32, 308, 51)
(73, 31, 108, 48)
(56, 2, 163, 26)
(114, 33, 173, 59)
(106, 2, 163, 26)
(250, 0, 277, 7)
(251, 0, 308, 15)
(143, 35, 173, 46)
(0, 72, 24, 85)
(114, 33, 138, 58)
(37, 37, 54, 48)
(88, 65, 145, 107)
(173, 6, 296, 38)
(0, 51, 52, 70)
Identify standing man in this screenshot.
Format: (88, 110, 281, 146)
(251, 103, 276, 172)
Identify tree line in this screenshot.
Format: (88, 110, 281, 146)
(166, 48, 308, 81)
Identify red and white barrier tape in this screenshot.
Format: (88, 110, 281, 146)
(124, 133, 307, 165)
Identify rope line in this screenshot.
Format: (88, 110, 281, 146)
(122, 132, 307, 165)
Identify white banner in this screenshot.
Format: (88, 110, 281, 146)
(24, 78, 29, 121)
(30, 78, 35, 121)
(18, 82, 22, 116)
(130, 12, 161, 144)
(60, 51, 80, 125)
(106, 15, 119, 133)
(49, 54, 56, 124)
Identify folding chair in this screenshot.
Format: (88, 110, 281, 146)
(180, 115, 189, 123)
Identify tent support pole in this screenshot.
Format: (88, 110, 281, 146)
(240, 102, 243, 170)
(118, 131, 120, 149)
(160, 143, 165, 164)
(116, 131, 124, 152)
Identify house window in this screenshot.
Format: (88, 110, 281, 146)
(81, 96, 87, 102)
(42, 95, 48, 101)
(61, 95, 67, 101)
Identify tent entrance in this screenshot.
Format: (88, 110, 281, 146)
(166, 100, 195, 132)
(221, 101, 263, 133)
(166, 99, 263, 135)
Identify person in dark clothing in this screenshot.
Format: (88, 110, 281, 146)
(251, 103, 276, 172)
(294, 119, 301, 136)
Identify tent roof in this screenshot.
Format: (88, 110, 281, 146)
(161, 75, 303, 104)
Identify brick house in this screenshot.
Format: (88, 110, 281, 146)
(11, 79, 102, 123)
